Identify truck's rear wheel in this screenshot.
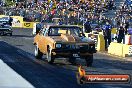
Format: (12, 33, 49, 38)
(46, 47, 55, 64)
(85, 55, 93, 67)
(35, 45, 43, 59)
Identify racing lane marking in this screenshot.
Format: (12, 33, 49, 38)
(22, 37, 34, 40)
(17, 50, 35, 60)
(0, 59, 35, 88)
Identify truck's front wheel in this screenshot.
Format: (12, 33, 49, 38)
(9, 33, 12, 36)
(35, 44, 43, 59)
(85, 55, 93, 67)
(46, 47, 55, 64)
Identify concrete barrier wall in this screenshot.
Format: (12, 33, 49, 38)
(12, 22, 35, 29)
(97, 34, 105, 51)
(123, 45, 132, 57)
(108, 42, 132, 57)
(12, 23, 22, 28)
(0, 15, 35, 29)
(85, 33, 105, 51)
(22, 22, 34, 29)
(0, 15, 6, 18)
(111, 28, 117, 34)
(11, 16, 23, 23)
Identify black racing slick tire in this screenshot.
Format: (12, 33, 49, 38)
(85, 55, 93, 67)
(46, 47, 55, 64)
(9, 33, 12, 36)
(35, 44, 43, 59)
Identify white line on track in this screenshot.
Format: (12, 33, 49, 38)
(22, 37, 33, 40)
(0, 59, 35, 88)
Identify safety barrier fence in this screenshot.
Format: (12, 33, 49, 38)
(108, 42, 132, 57)
(85, 33, 105, 51)
(0, 15, 36, 29)
(12, 22, 39, 29)
(85, 31, 132, 58)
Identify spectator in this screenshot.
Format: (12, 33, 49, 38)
(36, 23, 42, 34)
(34, 11, 42, 22)
(117, 19, 121, 28)
(124, 21, 129, 34)
(84, 19, 91, 33)
(103, 22, 112, 50)
(8, 16, 13, 26)
(117, 24, 125, 43)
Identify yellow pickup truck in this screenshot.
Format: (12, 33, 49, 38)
(34, 25, 96, 66)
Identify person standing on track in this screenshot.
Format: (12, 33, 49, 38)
(117, 23, 125, 43)
(8, 16, 13, 26)
(103, 21, 112, 50)
(124, 20, 129, 34)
